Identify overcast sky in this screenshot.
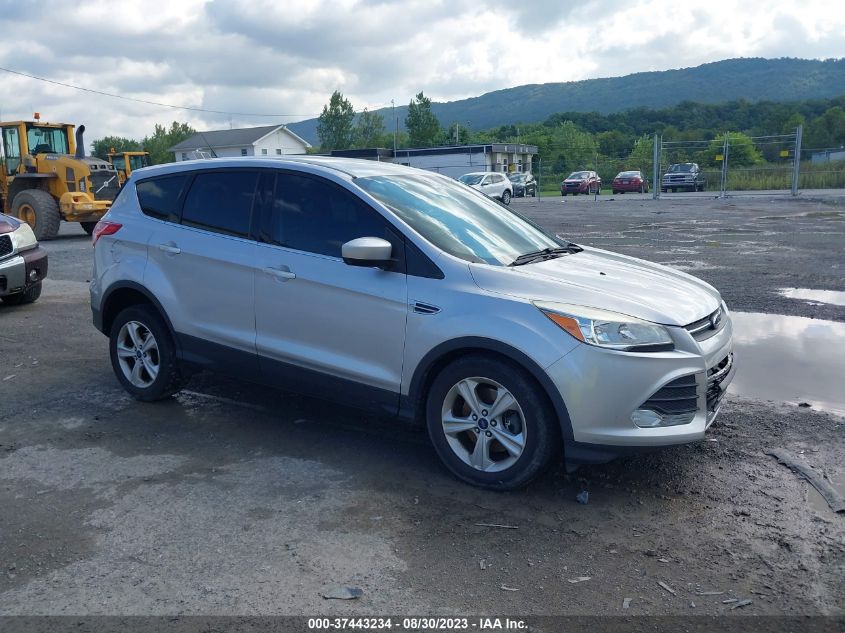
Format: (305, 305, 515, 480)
(1, 0, 844, 145)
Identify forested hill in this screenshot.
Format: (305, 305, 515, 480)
(288, 57, 845, 145)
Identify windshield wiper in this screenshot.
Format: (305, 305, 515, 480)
(509, 243, 582, 267)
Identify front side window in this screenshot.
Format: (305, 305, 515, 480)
(26, 125, 69, 155)
(258, 172, 389, 258)
(181, 171, 258, 237)
(136, 174, 191, 221)
(357, 173, 560, 266)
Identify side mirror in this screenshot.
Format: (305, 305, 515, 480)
(341, 237, 393, 268)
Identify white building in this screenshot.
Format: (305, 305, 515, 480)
(331, 144, 538, 180)
(169, 124, 311, 161)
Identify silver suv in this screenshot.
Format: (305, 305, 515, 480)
(90, 157, 735, 489)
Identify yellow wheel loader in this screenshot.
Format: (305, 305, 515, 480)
(108, 150, 151, 186)
(0, 117, 119, 240)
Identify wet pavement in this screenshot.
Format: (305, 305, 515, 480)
(1, 195, 843, 617)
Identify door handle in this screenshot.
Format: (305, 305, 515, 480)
(158, 243, 181, 255)
(265, 266, 296, 281)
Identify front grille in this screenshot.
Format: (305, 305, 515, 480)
(0, 234, 12, 258)
(89, 171, 120, 201)
(640, 374, 699, 416)
(685, 306, 725, 341)
(706, 353, 733, 416)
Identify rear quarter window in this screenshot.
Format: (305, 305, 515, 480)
(136, 174, 191, 221)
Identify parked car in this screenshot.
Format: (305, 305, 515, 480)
(561, 171, 601, 195)
(611, 170, 649, 194)
(508, 172, 537, 197)
(91, 157, 734, 490)
(458, 172, 512, 204)
(0, 212, 48, 306)
(661, 163, 705, 192)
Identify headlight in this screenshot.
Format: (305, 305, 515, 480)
(534, 301, 674, 352)
(11, 222, 38, 252)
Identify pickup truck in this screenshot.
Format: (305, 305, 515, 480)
(0, 212, 48, 305)
(661, 163, 705, 193)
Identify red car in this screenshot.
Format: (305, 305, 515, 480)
(611, 170, 648, 194)
(561, 170, 601, 195)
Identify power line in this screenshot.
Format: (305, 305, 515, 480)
(0, 66, 318, 119)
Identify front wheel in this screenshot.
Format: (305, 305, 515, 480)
(501, 190, 511, 205)
(13, 190, 61, 240)
(425, 355, 560, 490)
(109, 305, 185, 401)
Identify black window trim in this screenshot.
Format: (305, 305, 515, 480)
(179, 168, 262, 239)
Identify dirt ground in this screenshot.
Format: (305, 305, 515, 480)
(0, 192, 843, 618)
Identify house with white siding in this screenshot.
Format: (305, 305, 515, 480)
(169, 124, 311, 161)
(331, 144, 538, 180)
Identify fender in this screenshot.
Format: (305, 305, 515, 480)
(95, 280, 179, 347)
(403, 336, 575, 442)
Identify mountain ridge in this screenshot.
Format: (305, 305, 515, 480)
(287, 57, 845, 146)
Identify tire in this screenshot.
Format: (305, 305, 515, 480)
(1, 282, 42, 306)
(81, 222, 97, 235)
(501, 190, 511, 205)
(109, 305, 185, 401)
(425, 354, 560, 490)
(13, 190, 61, 240)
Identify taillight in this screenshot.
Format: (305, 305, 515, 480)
(92, 221, 122, 246)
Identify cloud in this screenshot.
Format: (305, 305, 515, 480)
(0, 0, 842, 146)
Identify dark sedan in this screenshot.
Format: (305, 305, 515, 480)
(561, 171, 601, 195)
(611, 170, 649, 194)
(508, 172, 537, 197)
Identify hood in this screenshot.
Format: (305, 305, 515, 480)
(0, 212, 22, 234)
(469, 246, 721, 326)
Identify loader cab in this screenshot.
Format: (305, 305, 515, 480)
(108, 151, 151, 184)
(1, 122, 74, 175)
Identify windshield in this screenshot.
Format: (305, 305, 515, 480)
(567, 171, 590, 179)
(110, 155, 126, 170)
(26, 125, 69, 155)
(458, 174, 484, 185)
(357, 173, 561, 266)
(669, 164, 693, 173)
(129, 154, 150, 170)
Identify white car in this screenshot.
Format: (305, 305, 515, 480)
(458, 172, 513, 205)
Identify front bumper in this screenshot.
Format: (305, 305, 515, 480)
(0, 246, 48, 296)
(59, 192, 111, 222)
(546, 314, 735, 462)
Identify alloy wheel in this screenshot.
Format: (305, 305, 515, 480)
(440, 377, 527, 472)
(115, 320, 160, 388)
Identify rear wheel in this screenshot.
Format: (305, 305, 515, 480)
(1, 282, 42, 306)
(13, 190, 61, 240)
(426, 355, 560, 490)
(109, 305, 185, 401)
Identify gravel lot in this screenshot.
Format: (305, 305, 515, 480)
(0, 191, 843, 618)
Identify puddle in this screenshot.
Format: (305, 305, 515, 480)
(728, 312, 845, 417)
(779, 288, 845, 307)
(808, 472, 845, 513)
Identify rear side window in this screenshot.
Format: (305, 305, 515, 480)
(136, 174, 190, 221)
(181, 171, 258, 237)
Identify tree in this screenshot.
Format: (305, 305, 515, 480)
(353, 108, 385, 148)
(142, 122, 195, 165)
(317, 91, 355, 151)
(627, 134, 655, 175)
(405, 92, 441, 147)
(548, 120, 597, 174)
(805, 106, 845, 149)
(90, 136, 141, 160)
(701, 132, 763, 167)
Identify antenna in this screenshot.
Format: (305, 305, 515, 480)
(195, 129, 218, 158)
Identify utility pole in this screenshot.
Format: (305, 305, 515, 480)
(455, 122, 459, 145)
(391, 99, 397, 153)
(652, 133, 660, 200)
